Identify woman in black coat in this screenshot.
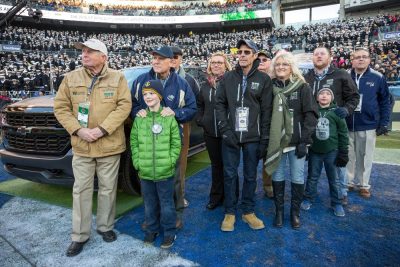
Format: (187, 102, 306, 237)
(196, 52, 233, 210)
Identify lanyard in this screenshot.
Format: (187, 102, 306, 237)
(87, 75, 98, 96)
(355, 72, 364, 89)
(242, 75, 247, 96)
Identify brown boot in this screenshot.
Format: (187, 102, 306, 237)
(359, 188, 371, 198)
(242, 213, 265, 230)
(221, 214, 235, 232)
(262, 166, 274, 199)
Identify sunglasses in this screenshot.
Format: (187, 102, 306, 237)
(259, 58, 270, 62)
(237, 50, 252, 55)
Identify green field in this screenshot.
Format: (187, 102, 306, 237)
(376, 130, 400, 149)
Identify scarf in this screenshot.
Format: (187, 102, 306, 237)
(264, 79, 303, 176)
(207, 74, 224, 89)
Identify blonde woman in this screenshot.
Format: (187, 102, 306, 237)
(196, 52, 233, 210)
(265, 51, 318, 229)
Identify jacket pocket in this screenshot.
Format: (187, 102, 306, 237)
(71, 135, 89, 153)
(99, 128, 124, 153)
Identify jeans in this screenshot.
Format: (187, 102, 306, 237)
(272, 150, 305, 184)
(304, 150, 341, 206)
(141, 177, 176, 237)
(222, 141, 258, 215)
(337, 167, 347, 198)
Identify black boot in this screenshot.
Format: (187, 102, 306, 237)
(272, 181, 285, 228)
(290, 183, 304, 229)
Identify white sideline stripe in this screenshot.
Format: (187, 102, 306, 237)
(0, 197, 198, 267)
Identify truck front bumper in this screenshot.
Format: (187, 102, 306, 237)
(0, 149, 74, 186)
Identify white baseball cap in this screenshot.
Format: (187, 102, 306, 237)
(74, 39, 108, 56)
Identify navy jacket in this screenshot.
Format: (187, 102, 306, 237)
(131, 68, 197, 124)
(346, 67, 391, 131)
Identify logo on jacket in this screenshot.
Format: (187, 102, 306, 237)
(290, 92, 298, 100)
(366, 82, 375, 87)
(167, 95, 175, 101)
(325, 79, 334, 85)
(251, 82, 260, 91)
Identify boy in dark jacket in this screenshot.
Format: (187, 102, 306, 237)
(130, 80, 181, 248)
(301, 88, 349, 216)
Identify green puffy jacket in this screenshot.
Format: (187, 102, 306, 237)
(130, 107, 181, 181)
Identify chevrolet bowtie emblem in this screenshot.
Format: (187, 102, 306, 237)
(16, 126, 31, 135)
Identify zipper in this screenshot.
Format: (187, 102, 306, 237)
(298, 121, 302, 141)
(240, 83, 244, 143)
(213, 109, 217, 137)
(152, 112, 156, 178)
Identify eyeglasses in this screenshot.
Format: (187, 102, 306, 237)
(211, 61, 224, 65)
(237, 50, 252, 55)
(259, 58, 270, 63)
(353, 55, 370, 60)
(275, 62, 290, 68)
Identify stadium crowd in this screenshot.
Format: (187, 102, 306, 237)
(0, 0, 271, 16)
(0, 13, 399, 99)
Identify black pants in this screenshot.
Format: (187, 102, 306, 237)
(204, 135, 224, 204)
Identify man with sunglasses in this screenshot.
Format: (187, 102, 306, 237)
(345, 48, 391, 198)
(131, 46, 197, 230)
(303, 46, 359, 207)
(216, 39, 273, 231)
(257, 50, 272, 76)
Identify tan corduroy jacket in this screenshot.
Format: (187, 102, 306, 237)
(54, 65, 132, 157)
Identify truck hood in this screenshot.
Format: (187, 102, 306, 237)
(6, 95, 55, 109)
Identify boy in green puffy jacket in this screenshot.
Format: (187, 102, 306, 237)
(301, 87, 349, 217)
(130, 80, 181, 248)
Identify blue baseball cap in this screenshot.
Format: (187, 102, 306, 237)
(236, 39, 258, 53)
(151, 46, 174, 58)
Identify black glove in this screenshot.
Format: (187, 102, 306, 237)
(256, 142, 268, 160)
(335, 150, 349, 167)
(295, 143, 307, 159)
(222, 130, 239, 149)
(376, 125, 388, 136)
(334, 107, 349, 119)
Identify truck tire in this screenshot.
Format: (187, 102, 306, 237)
(119, 148, 141, 196)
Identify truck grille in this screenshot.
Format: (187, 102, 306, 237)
(5, 112, 62, 128)
(4, 131, 70, 155)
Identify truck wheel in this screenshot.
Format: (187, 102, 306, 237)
(119, 148, 141, 196)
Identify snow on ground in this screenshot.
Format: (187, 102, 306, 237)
(0, 197, 198, 267)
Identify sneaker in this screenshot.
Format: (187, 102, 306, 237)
(143, 232, 158, 244)
(333, 204, 345, 217)
(161, 235, 176, 249)
(183, 199, 189, 208)
(221, 214, 235, 232)
(242, 213, 265, 230)
(300, 200, 312, 211)
(359, 188, 371, 198)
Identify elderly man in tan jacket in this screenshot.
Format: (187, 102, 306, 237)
(54, 39, 132, 257)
